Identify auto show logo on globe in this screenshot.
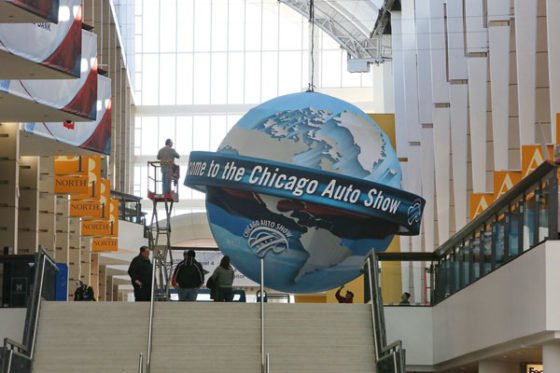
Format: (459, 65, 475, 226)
(186, 91, 425, 293)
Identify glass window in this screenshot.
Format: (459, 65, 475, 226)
(193, 53, 211, 104)
(228, 0, 245, 51)
(192, 116, 210, 151)
(141, 117, 158, 155)
(160, 0, 177, 53)
(158, 117, 176, 148)
(210, 116, 228, 150)
(523, 194, 536, 250)
(278, 51, 303, 95)
(177, 0, 194, 52)
(193, 0, 211, 52)
(246, 2, 262, 51)
(176, 116, 194, 156)
(227, 52, 244, 104)
(142, 54, 159, 104)
(278, 6, 302, 51)
(537, 186, 549, 241)
(159, 54, 177, 105)
(261, 51, 279, 101)
(245, 52, 262, 103)
(211, 53, 228, 104)
(262, 3, 279, 51)
(143, 2, 159, 53)
(177, 54, 194, 105)
(212, 0, 228, 51)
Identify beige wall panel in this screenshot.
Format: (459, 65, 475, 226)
(467, 57, 489, 193)
(465, 0, 488, 53)
(421, 127, 435, 251)
(536, 87, 552, 126)
(416, 0, 433, 125)
(514, 0, 538, 146)
(546, 0, 560, 141)
(429, 0, 449, 103)
(55, 196, 69, 265)
(392, 12, 408, 157)
(18, 156, 39, 254)
(433, 107, 451, 244)
(489, 25, 511, 170)
(446, 0, 468, 80)
(536, 52, 549, 87)
(450, 84, 469, 229)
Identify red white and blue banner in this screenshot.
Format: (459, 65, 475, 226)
(2, 0, 60, 23)
(0, 30, 97, 121)
(24, 75, 112, 155)
(0, 0, 81, 78)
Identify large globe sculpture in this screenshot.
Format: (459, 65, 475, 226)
(186, 92, 424, 293)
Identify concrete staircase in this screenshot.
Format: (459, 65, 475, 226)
(32, 301, 376, 373)
(33, 302, 150, 373)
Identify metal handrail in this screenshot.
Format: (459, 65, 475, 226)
(29, 253, 46, 360)
(366, 255, 381, 361)
(146, 251, 157, 373)
(2, 338, 31, 373)
(260, 258, 266, 372)
(138, 352, 144, 373)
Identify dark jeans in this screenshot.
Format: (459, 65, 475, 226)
(215, 287, 233, 302)
(133, 285, 151, 301)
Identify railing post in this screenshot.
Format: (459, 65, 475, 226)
(138, 352, 144, 373)
(260, 257, 265, 372)
(146, 251, 156, 373)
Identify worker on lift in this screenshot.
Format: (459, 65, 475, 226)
(157, 139, 180, 195)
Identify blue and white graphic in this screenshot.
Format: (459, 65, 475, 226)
(186, 92, 425, 293)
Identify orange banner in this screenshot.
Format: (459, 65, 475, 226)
(109, 199, 119, 236)
(71, 156, 102, 200)
(54, 175, 89, 194)
(521, 145, 554, 178)
(54, 156, 83, 176)
(493, 171, 522, 200)
(99, 179, 111, 216)
(82, 220, 113, 236)
(470, 193, 494, 219)
(70, 200, 103, 218)
(92, 237, 118, 252)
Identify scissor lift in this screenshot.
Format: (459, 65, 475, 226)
(147, 161, 179, 299)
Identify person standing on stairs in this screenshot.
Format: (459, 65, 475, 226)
(209, 255, 235, 302)
(128, 245, 153, 301)
(171, 249, 205, 301)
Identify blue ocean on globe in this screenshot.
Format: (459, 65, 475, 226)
(203, 91, 404, 293)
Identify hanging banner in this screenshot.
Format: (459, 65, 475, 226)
(70, 200, 103, 218)
(99, 179, 111, 204)
(470, 193, 494, 219)
(493, 171, 522, 200)
(522, 145, 554, 178)
(81, 220, 112, 236)
(24, 76, 112, 155)
(91, 237, 117, 252)
(54, 175, 89, 194)
(71, 155, 101, 200)
(4, 0, 60, 23)
(109, 198, 119, 236)
(54, 155, 82, 176)
(0, 30, 97, 122)
(186, 151, 425, 235)
(0, 0, 80, 78)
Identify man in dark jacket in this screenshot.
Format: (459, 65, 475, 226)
(128, 245, 152, 301)
(171, 250, 205, 301)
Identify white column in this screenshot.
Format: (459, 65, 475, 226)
(39, 156, 56, 258)
(543, 341, 560, 373)
(479, 360, 518, 373)
(420, 126, 435, 251)
(416, 0, 433, 125)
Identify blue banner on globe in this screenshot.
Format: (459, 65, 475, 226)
(186, 92, 425, 293)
